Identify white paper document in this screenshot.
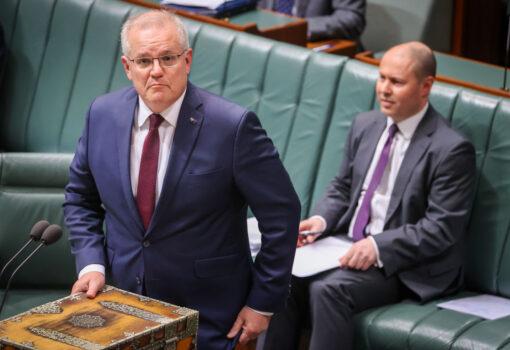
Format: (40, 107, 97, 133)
(292, 236, 352, 278)
(160, 0, 225, 9)
(437, 294, 510, 320)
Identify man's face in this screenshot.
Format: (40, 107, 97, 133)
(376, 50, 432, 122)
(121, 22, 192, 113)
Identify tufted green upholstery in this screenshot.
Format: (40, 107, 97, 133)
(1, 0, 510, 348)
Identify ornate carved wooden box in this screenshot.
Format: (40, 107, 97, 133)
(0, 285, 198, 350)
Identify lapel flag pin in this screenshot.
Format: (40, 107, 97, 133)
(189, 117, 197, 125)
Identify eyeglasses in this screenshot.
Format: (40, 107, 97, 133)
(128, 50, 187, 69)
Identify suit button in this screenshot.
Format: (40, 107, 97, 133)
(136, 277, 141, 285)
(143, 240, 150, 248)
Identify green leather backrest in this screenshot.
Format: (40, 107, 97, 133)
(456, 96, 510, 296)
(310, 60, 379, 210)
(0, 0, 139, 153)
(0, 153, 75, 288)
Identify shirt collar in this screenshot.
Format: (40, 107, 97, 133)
(386, 102, 429, 140)
(136, 89, 187, 128)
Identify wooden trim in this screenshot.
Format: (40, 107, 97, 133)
(354, 51, 510, 98)
(123, 0, 161, 9)
(308, 39, 357, 57)
(354, 51, 379, 65)
(122, 0, 304, 43)
(452, 0, 464, 55)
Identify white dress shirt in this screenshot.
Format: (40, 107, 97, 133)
(315, 104, 429, 265)
(78, 91, 185, 278)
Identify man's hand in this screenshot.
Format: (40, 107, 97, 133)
(71, 271, 105, 299)
(297, 217, 323, 247)
(339, 238, 377, 270)
(226, 306, 271, 345)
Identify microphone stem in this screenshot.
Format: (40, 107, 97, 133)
(0, 239, 33, 286)
(0, 243, 44, 318)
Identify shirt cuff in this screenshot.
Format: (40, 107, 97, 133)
(246, 306, 273, 316)
(367, 236, 383, 267)
(309, 215, 327, 233)
(78, 264, 105, 279)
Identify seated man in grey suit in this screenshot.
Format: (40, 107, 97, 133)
(258, 0, 366, 41)
(263, 41, 476, 350)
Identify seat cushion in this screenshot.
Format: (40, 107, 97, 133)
(354, 291, 510, 350)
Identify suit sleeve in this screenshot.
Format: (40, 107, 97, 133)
(307, 0, 366, 41)
(374, 140, 476, 276)
(233, 111, 301, 313)
(63, 102, 106, 274)
(313, 120, 356, 232)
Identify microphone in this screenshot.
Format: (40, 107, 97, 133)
(0, 224, 63, 317)
(0, 220, 49, 284)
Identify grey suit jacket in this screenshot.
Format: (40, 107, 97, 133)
(314, 106, 476, 301)
(259, 0, 366, 41)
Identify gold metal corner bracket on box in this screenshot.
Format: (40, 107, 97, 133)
(0, 285, 198, 350)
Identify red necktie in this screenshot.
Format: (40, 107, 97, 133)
(136, 113, 163, 230)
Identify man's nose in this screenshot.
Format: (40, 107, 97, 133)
(150, 58, 164, 76)
(381, 80, 392, 95)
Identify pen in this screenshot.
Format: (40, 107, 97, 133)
(299, 230, 322, 236)
(229, 330, 242, 350)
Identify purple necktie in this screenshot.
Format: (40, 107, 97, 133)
(275, 0, 295, 15)
(352, 124, 398, 242)
(136, 113, 163, 230)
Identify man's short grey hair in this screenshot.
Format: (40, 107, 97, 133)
(121, 10, 189, 56)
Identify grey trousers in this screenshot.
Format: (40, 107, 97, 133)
(263, 267, 403, 350)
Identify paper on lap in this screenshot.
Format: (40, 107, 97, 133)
(292, 236, 352, 277)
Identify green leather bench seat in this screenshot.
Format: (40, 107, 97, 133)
(2, 0, 510, 349)
(0, 153, 74, 319)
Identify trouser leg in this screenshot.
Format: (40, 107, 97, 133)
(263, 276, 310, 350)
(308, 267, 402, 350)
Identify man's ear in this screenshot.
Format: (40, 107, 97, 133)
(422, 76, 434, 98)
(121, 55, 132, 81)
(184, 48, 193, 75)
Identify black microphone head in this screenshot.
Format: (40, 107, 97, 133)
(40, 224, 63, 245)
(29, 220, 50, 241)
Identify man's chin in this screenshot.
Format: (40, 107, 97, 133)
(380, 106, 394, 116)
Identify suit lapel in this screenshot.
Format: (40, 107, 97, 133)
(353, 116, 387, 199)
(385, 107, 437, 225)
(115, 88, 145, 232)
(147, 84, 204, 234)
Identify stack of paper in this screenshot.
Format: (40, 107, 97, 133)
(160, 0, 225, 9)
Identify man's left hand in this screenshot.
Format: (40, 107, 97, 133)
(339, 238, 377, 270)
(227, 306, 271, 345)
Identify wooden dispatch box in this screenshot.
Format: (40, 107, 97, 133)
(0, 285, 198, 350)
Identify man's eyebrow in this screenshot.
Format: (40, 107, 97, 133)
(133, 49, 176, 57)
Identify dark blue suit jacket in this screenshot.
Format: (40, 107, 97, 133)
(64, 83, 300, 349)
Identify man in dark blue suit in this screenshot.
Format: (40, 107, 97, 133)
(64, 10, 300, 350)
